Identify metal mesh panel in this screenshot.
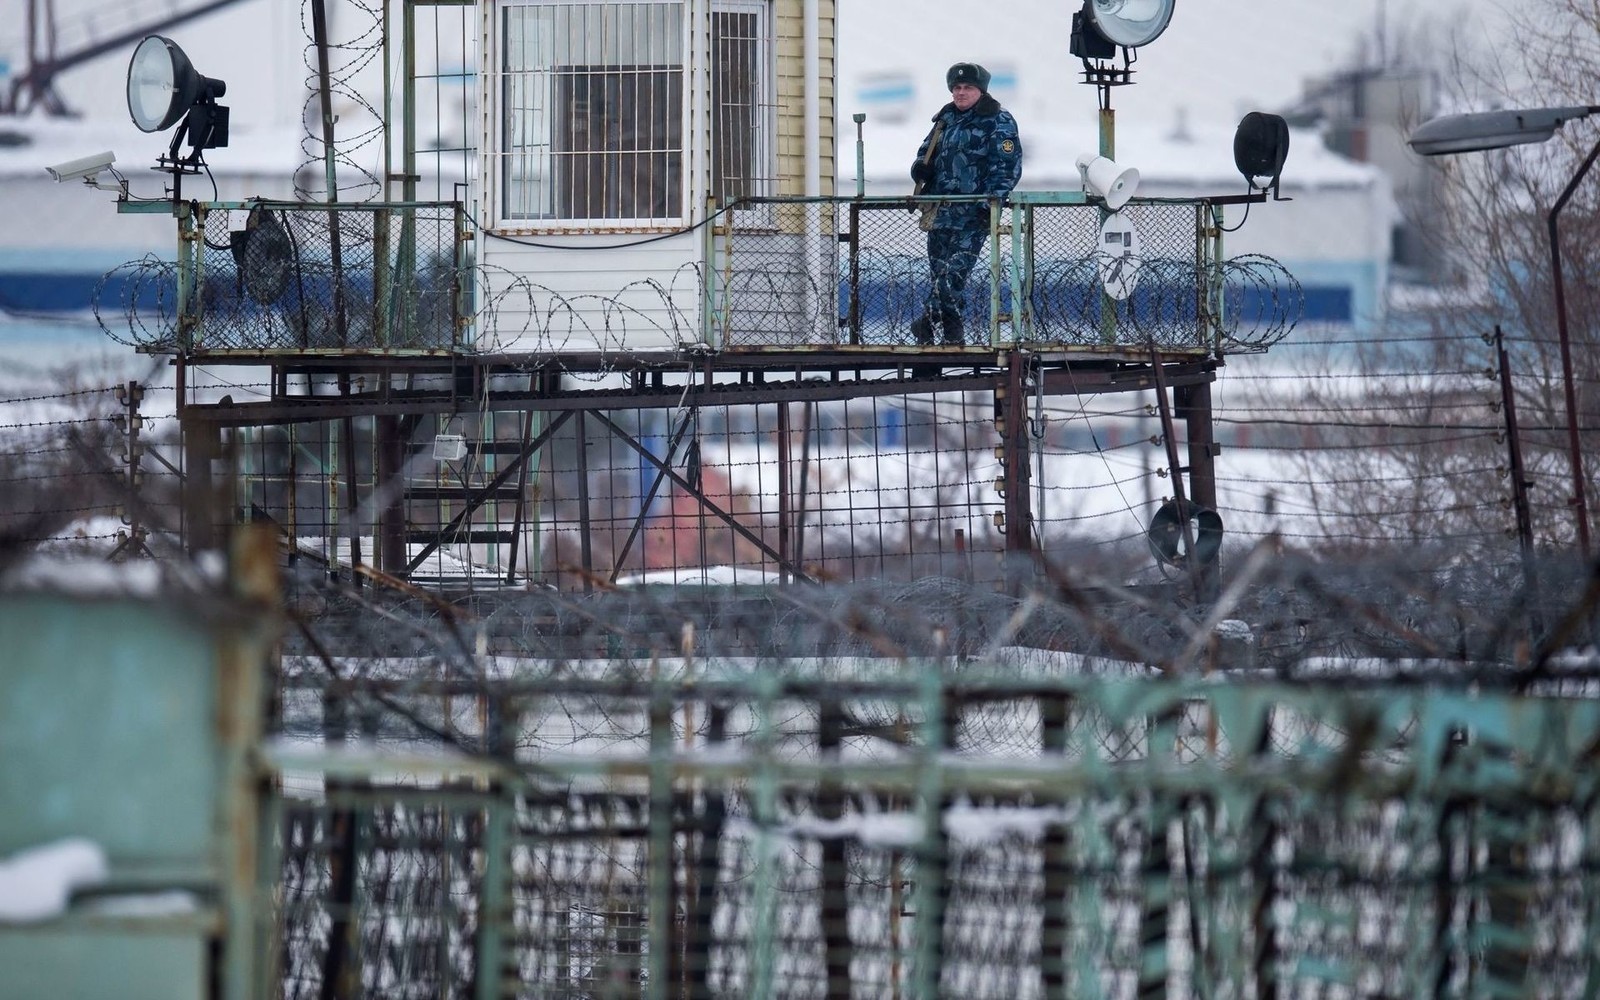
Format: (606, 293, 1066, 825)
(1023, 200, 1202, 349)
(262, 665, 1600, 999)
(723, 197, 1242, 351)
(230, 392, 1018, 592)
(714, 197, 1303, 352)
(788, 198, 1022, 349)
(188, 201, 464, 353)
(111, 195, 1299, 356)
(274, 788, 486, 999)
(713, 201, 842, 347)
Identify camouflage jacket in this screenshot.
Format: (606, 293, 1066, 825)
(912, 94, 1023, 231)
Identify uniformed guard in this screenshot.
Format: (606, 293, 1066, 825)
(909, 62, 1024, 345)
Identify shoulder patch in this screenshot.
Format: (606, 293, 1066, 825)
(1001, 139, 1015, 154)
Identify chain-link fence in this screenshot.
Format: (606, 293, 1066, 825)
(179, 200, 466, 353)
(718, 195, 1301, 352)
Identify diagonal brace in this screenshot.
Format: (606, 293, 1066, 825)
(592, 412, 812, 584)
(405, 409, 574, 575)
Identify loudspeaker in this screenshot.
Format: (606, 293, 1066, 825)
(1075, 153, 1140, 210)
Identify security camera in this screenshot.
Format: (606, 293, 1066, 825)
(45, 151, 116, 183)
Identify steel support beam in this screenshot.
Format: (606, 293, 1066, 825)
(176, 365, 1218, 426)
(376, 415, 406, 574)
(1000, 353, 1034, 560)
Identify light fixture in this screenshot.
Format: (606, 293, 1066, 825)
(1407, 105, 1599, 156)
(1070, 0, 1177, 60)
(1233, 111, 1290, 197)
(126, 35, 229, 162)
(1407, 103, 1600, 555)
(1076, 153, 1139, 210)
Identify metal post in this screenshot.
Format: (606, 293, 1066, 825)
(1180, 382, 1219, 598)
(221, 525, 274, 1000)
(1001, 353, 1034, 563)
(647, 678, 675, 998)
(751, 670, 780, 998)
(847, 202, 863, 344)
(989, 199, 1004, 343)
(341, 414, 363, 584)
(575, 409, 594, 591)
(686, 702, 726, 999)
(1097, 105, 1118, 344)
(910, 659, 947, 999)
(311, 0, 349, 348)
(795, 402, 815, 573)
(1495, 327, 1541, 636)
(506, 409, 535, 584)
(778, 402, 793, 585)
(1039, 693, 1072, 998)
(109, 381, 152, 561)
(1150, 347, 1203, 600)
(818, 698, 851, 1000)
(1546, 136, 1599, 555)
(473, 697, 517, 1000)
(177, 202, 198, 354)
(376, 415, 406, 574)
(855, 113, 867, 199)
(183, 420, 220, 553)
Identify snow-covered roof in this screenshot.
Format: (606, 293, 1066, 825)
(845, 116, 1382, 192)
(0, 113, 304, 182)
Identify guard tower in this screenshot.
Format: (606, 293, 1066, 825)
(108, 0, 1300, 594)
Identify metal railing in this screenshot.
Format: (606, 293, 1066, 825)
(712, 193, 1303, 353)
(172, 200, 468, 354)
(147, 195, 1299, 357)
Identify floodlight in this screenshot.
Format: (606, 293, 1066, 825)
(1076, 153, 1139, 210)
(1408, 105, 1599, 156)
(1070, 0, 1176, 58)
(1233, 112, 1290, 194)
(128, 36, 224, 133)
(126, 34, 229, 167)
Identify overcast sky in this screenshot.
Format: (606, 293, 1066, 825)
(15, 0, 1506, 135)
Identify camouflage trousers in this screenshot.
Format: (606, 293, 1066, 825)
(924, 224, 989, 324)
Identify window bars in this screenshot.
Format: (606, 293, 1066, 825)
(497, 1, 770, 226)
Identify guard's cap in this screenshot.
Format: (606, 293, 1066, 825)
(946, 63, 990, 93)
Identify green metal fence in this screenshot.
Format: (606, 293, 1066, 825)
(259, 659, 1600, 999)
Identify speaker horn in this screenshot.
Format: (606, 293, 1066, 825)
(1076, 153, 1140, 210)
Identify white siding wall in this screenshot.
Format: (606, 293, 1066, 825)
(474, 0, 840, 353)
(476, 232, 705, 352)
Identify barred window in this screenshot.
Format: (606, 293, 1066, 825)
(498, 1, 767, 226)
(712, 8, 761, 208)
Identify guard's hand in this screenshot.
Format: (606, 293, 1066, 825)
(910, 161, 933, 185)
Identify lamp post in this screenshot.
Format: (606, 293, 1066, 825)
(1410, 105, 1600, 556)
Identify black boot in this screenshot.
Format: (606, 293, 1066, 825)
(941, 312, 965, 346)
(910, 314, 936, 345)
